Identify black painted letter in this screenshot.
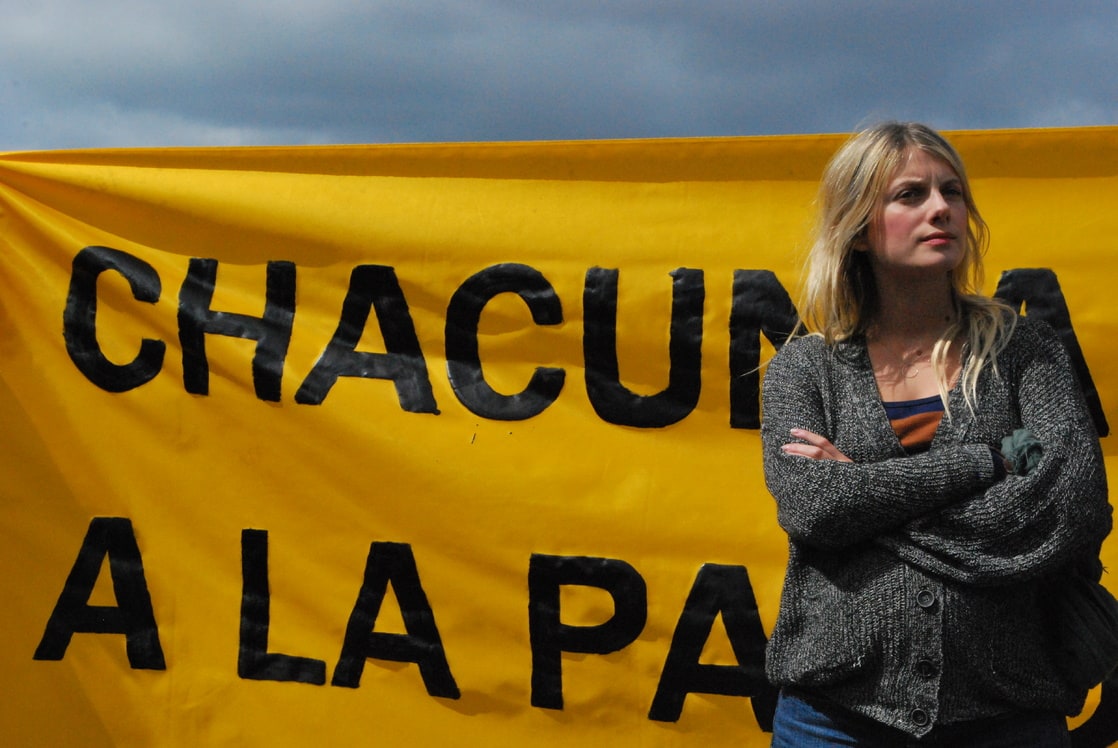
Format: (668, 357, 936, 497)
(528, 554, 647, 709)
(729, 270, 801, 429)
(63, 246, 165, 392)
(34, 517, 165, 669)
(178, 258, 296, 401)
(238, 529, 327, 684)
(332, 542, 458, 698)
(583, 267, 704, 428)
(649, 564, 776, 726)
(446, 263, 565, 420)
(296, 265, 438, 412)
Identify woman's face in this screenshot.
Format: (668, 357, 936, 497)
(863, 147, 968, 283)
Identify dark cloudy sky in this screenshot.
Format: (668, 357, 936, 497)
(2, 0, 1116, 151)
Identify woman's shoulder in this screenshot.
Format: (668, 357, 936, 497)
(1001, 314, 1063, 356)
(987, 314, 1078, 385)
(770, 332, 828, 366)
(767, 332, 862, 379)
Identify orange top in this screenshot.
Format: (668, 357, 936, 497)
(883, 395, 944, 453)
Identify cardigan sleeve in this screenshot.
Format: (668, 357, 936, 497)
(878, 320, 1111, 585)
(761, 336, 998, 551)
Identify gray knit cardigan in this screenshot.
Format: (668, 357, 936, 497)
(760, 316, 1111, 737)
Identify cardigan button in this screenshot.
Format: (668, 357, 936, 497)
(910, 708, 930, 727)
(915, 588, 936, 609)
(915, 659, 937, 678)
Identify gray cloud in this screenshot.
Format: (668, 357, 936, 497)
(1, 0, 1116, 150)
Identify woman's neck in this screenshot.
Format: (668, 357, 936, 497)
(865, 277, 962, 401)
(869, 276, 956, 342)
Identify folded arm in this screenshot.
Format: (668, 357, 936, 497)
(878, 323, 1110, 585)
(761, 337, 997, 551)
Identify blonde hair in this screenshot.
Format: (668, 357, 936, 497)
(799, 121, 1016, 412)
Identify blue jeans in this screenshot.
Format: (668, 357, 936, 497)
(771, 688, 1070, 747)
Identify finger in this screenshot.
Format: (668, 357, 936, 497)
(786, 429, 852, 462)
(789, 429, 839, 458)
(782, 443, 828, 460)
(790, 428, 831, 447)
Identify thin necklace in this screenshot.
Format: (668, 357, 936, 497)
(869, 328, 951, 380)
(878, 340, 933, 379)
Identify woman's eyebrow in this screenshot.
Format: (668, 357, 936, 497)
(888, 176, 928, 190)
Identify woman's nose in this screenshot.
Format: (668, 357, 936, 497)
(929, 190, 951, 220)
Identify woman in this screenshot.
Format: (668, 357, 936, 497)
(761, 122, 1111, 745)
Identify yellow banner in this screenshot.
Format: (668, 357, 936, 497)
(1, 129, 1116, 746)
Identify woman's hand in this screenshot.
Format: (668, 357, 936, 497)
(781, 428, 853, 462)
